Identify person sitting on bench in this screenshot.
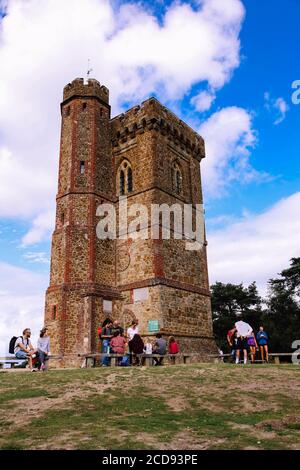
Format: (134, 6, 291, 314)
(110, 330, 127, 365)
(153, 333, 167, 366)
(14, 328, 37, 372)
(37, 327, 50, 371)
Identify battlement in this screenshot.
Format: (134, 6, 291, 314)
(110, 97, 205, 160)
(63, 78, 109, 105)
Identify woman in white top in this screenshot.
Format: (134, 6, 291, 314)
(127, 320, 139, 341)
(37, 326, 50, 371)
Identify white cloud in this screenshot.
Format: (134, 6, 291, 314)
(207, 192, 300, 295)
(199, 106, 270, 198)
(0, 262, 47, 355)
(264, 92, 289, 125)
(21, 209, 55, 246)
(0, 0, 245, 243)
(191, 89, 216, 112)
(22, 251, 50, 264)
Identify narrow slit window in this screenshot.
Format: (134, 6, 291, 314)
(53, 305, 57, 320)
(120, 170, 125, 195)
(80, 161, 85, 175)
(82, 102, 87, 111)
(66, 106, 71, 117)
(127, 167, 133, 193)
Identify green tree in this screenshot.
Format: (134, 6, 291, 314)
(263, 257, 300, 352)
(211, 281, 263, 352)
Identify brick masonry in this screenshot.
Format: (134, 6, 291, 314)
(44, 78, 217, 366)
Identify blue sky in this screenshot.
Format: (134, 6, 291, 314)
(1, 0, 298, 270)
(0, 0, 299, 352)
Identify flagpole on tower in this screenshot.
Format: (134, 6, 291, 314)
(87, 58, 93, 81)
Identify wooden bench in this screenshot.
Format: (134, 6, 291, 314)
(0, 355, 62, 370)
(209, 352, 295, 364)
(0, 356, 27, 369)
(269, 353, 294, 364)
(79, 353, 192, 368)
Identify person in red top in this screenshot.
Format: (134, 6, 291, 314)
(110, 331, 127, 365)
(168, 336, 179, 364)
(227, 327, 237, 361)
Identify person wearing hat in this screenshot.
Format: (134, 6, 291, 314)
(37, 326, 50, 371)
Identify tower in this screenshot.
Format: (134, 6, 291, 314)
(111, 98, 215, 354)
(45, 78, 119, 365)
(45, 78, 216, 366)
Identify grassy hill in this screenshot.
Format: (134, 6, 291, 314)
(0, 364, 299, 450)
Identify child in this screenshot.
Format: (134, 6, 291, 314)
(168, 336, 179, 365)
(143, 339, 153, 355)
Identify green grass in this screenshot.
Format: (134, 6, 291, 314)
(0, 364, 299, 450)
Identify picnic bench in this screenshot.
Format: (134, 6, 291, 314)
(79, 353, 193, 368)
(0, 355, 62, 370)
(0, 356, 27, 369)
(208, 352, 295, 364)
(269, 353, 294, 364)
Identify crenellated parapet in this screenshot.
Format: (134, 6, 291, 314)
(62, 78, 109, 105)
(110, 97, 205, 160)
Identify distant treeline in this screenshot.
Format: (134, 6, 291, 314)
(211, 257, 300, 353)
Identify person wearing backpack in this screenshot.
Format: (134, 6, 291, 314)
(14, 328, 37, 371)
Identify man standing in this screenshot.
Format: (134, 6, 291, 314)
(100, 319, 113, 367)
(14, 328, 37, 371)
(235, 320, 253, 365)
(111, 320, 124, 337)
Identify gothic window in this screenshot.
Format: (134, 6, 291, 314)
(172, 161, 183, 195)
(118, 160, 133, 195)
(82, 102, 87, 111)
(120, 170, 125, 195)
(127, 167, 133, 193)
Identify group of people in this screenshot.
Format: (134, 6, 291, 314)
(226, 321, 269, 364)
(13, 327, 51, 372)
(99, 318, 179, 366)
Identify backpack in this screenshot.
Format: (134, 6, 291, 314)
(9, 336, 19, 354)
(9, 336, 27, 354)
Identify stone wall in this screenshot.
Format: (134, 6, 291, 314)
(44, 79, 216, 365)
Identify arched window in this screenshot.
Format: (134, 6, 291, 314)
(172, 161, 183, 195)
(118, 160, 133, 195)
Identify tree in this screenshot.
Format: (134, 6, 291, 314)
(211, 281, 263, 352)
(263, 258, 300, 352)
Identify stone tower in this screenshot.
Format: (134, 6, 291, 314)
(45, 78, 216, 365)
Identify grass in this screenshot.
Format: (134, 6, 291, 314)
(0, 363, 299, 450)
